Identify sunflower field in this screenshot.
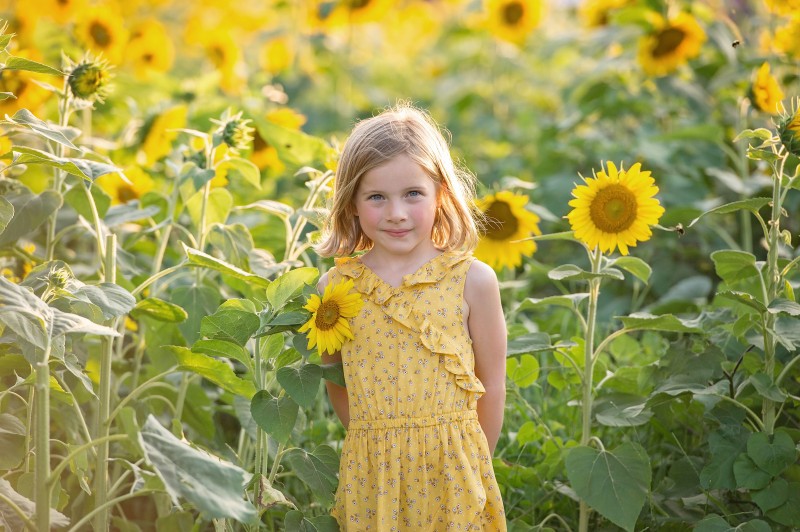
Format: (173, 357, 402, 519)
(1, 0, 799, 530)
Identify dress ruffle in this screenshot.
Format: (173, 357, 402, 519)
(334, 251, 485, 396)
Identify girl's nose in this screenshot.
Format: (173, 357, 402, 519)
(386, 201, 407, 222)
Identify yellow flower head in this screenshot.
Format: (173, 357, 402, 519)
(259, 36, 294, 75)
(298, 278, 364, 356)
(778, 97, 800, 157)
(750, 63, 784, 114)
(66, 54, 113, 103)
(485, 0, 542, 45)
(126, 19, 175, 79)
(568, 162, 664, 256)
(95, 166, 155, 205)
(579, 0, 630, 27)
(42, 0, 87, 25)
(763, 0, 800, 16)
(140, 105, 188, 165)
(638, 12, 706, 77)
(74, 5, 128, 65)
(773, 17, 800, 59)
(474, 190, 542, 270)
(317, 0, 393, 28)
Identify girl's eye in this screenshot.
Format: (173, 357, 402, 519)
(368, 194, 384, 201)
(407, 190, 421, 197)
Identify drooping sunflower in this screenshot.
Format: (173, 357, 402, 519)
(637, 12, 706, 77)
(750, 63, 784, 114)
(567, 162, 664, 256)
(299, 278, 364, 356)
(485, 0, 542, 46)
(74, 5, 128, 65)
(474, 190, 542, 270)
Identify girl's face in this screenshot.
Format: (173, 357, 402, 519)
(353, 153, 440, 260)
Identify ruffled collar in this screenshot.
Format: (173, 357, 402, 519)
(334, 250, 472, 299)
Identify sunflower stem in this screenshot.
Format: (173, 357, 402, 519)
(578, 246, 602, 532)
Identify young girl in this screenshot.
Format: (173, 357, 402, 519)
(316, 104, 507, 530)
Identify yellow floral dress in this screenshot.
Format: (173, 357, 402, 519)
(329, 251, 506, 531)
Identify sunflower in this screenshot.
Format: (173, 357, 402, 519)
(42, 0, 87, 25)
(317, 0, 393, 28)
(778, 98, 800, 157)
(579, 0, 630, 27)
(567, 162, 664, 256)
(773, 18, 800, 59)
(763, 0, 800, 16)
(140, 105, 188, 165)
(485, 0, 542, 46)
(74, 5, 128, 65)
(95, 166, 155, 205)
(750, 63, 784, 114)
(126, 19, 175, 79)
(637, 12, 706, 77)
(259, 36, 294, 76)
(474, 190, 542, 270)
(299, 278, 364, 356)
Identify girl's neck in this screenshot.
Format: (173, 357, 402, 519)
(360, 243, 444, 285)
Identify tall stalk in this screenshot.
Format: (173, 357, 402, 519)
(94, 233, 117, 531)
(578, 246, 602, 532)
(35, 331, 53, 530)
(45, 82, 73, 261)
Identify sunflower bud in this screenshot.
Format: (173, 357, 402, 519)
(66, 55, 113, 103)
(47, 267, 71, 290)
(211, 109, 254, 155)
(778, 98, 800, 157)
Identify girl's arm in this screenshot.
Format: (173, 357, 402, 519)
(465, 260, 507, 454)
(317, 272, 351, 428)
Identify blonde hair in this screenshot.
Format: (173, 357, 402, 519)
(316, 103, 481, 257)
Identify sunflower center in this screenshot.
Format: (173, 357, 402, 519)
(143, 53, 154, 64)
(589, 184, 638, 233)
(209, 45, 226, 67)
(90, 22, 112, 47)
(484, 200, 520, 240)
(651, 27, 685, 58)
(315, 300, 341, 331)
(502, 2, 525, 26)
(117, 184, 139, 203)
(347, 0, 371, 10)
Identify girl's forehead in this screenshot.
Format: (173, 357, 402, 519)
(357, 156, 438, 191)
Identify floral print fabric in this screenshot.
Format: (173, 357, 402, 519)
(329, 251, 506, 531)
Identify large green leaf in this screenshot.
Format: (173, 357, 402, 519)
(139, 415, 258, 523)
(277, 364, 323, 408)
(717, 291, 767, 314)
(766, 482, 800, 527)
(321, 362, 345, 387)
(282, 446, 338, 505)
(0, 277, 119, 355)
(11, 146, 119, 181)
(172, 284, 220, 344)
(606, 256, 652, 283)
(131, 297, 188, 323)
(506, 332, 557, 356)
(732, 454, 772, 490)
(250, 390, 298, 443)
(3, 109, 77, 149)
(64, 181, 111, 220)
(72, 282, 136, 320)
(688, 198, 772, 228)
(752, 478, 789, 513)
(216, 157, 261, 189)
(694, 515, 772, 532)
(170, 346, 256, 398)
(0, 414, 25, 470)
(183, 243, 271, 289)
(700, 425, 750, 490)
(3, 55, 63, 76)
(565, 441, 651, 532)
(506, 355, 539, 388)
(0, 478, 70, 530)
(594, 394, 652, 427)
(192, 339, 251, 368)
(186, 187, 232, 230)
(548, 264, 624, 282)
(750, 372, 787, 402)
(517, 293, 589, 311)
(266, 267, 319, 310)
(711, 250, 761, 284)
(200, 304, 260, 346)
(208, 223, 254, 271)
(0, 189, 62, 247)
(618, 313, 703, 333)
(747, 430, 796, 477)
(768, 298, 800, 316)
(0, 196, 12, 234)
(235, 199, 294, 220)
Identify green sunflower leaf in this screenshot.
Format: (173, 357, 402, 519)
(3, 56, 63, 76)
(548, 264, 624, 281)
(617, 313, 703, 333)
(687, 198, 772, 228)
(276, 364, 323, 409)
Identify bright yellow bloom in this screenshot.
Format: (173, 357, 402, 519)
(485, 0, 542, 46)
(317, 0, 393, 28)
(0, 49, 53, 117)
(750, 63, 784, 114)
(568, 162, 664, 256)
(140, 105, 188, 165)
(637, 12, 706, 77)
(126, 19, 175, 79)
(474, 190, 542, 270)
(773, 17, 800, 59)
(40, 0, 87, 24)
(763, 0, 800, 16)
(74, 5, 128, 65)
(579, 0, 630, 27)
(259, 37, 294, 76)
(298, 278, 364, 356)
(267, 108, 307, 130)
(95, 166, 155, 205)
